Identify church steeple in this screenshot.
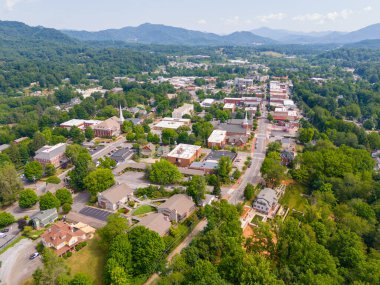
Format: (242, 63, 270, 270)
(243, 111, 249, 126)
(119, 105, 125, 124)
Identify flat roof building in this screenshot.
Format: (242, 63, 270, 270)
(172, 104, 194, 119)
(34, 143, 67, 167)
(166, 144, 202, 167)
(208, 130, 227, 148)
(153, 118, 191, 130)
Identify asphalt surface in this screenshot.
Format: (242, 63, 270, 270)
(228, 108, 269, 205)
(79, 206, 113, 222)
(0, 238, 41, 285)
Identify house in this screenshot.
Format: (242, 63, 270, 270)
(166, 144, 202, 167)
(93, 116, 121, 137)
(228, 135, 248, 147)
(41, 221, 87, 256)
(137, 213, 171, 237)
(31, 208, 58, 229)
(172, 104, 194, 118)
(34, 143, 67, 167)
(98, 183, 134, 211)
(141, 143, 155, 157)
(208, 130, 227, 148)
(158, 194, 196, 222)
(252, 188, 278, 215)
(72, 222, 96, 239)
(201, 194, 216, 207)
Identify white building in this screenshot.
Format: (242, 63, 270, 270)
(172, 104, 194, 119)
(208, 130, 227, 148)
(153, 118, 191, 130)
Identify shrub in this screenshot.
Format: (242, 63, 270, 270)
(19, 189, 39, 209)
(62, 203, 72, 213)
(75, 242, 88, 251)
(0, 212, 16, 228)
(36, 242, 45, 253)
(17, 218, 28, 230)
(46, 176, 61, 184)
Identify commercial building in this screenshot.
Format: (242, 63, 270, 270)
(273, 107, 298, 121)
(200, 98, 215, 108)
(166, 144, 202, 167)
(34, 143, 67, 167)
(172, 104, 194, 118)
(98, 183, 134, 211)
(223, 103, 236, 112)
(224, 97, 262, 107)
(208, 130, 227, 148)
(60, 119, 102, 130)
(153, 118, 191, 130)
(93, 117, 121, 137)
(158, 194, 196, 222)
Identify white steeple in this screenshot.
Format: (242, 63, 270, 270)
(243, 111, 249, 126)
(119, 105, 125, 124)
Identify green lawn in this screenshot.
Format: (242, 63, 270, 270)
(65, 236, 106, 285)
(133, 205, 156, 216)
(280, 184, 309, 212)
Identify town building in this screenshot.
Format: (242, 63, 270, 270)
(60, 119, 102, 130)
(31, 209, 58, 229)
(223, 103, 236, 112)
(98, 183, 134, 211)
(141, 143, 155, 157)
(93, 117, 121, 137)
(208, 130, 227, 148)
(224, 97, 262, 107)
(158, 194, 196, 222)
(189, 160, 218, 174)
(110, 148, 133, 163)
(252, 188, 278, 215)
(153, 118, 191, 130)
(137, 213, 171, 237)
(172, 104, 194, 118)
(200, 98, 215, 108)
(166, 144, 202, 167)
(34, 143, 67, 167)
(41, 221, 88, 256)
(273, 107, 298, 121)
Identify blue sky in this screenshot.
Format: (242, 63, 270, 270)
(1, 0, 379, 33)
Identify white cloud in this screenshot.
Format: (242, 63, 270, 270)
(363, 6, 373, 12)
(293, 9, 353, 24)
(4, 0, 26, 11)
(197, 19, 207, 25)
(257, 13, 287, 23)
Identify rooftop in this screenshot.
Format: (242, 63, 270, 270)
(34, 143, 66, 160)
(138, 213, 171, 237)
(158, 194, 195, 216)
(205, 150, 237, 162)
(98, 183, 133, 204)
(208, 130, 227, 144)
(167, 144, 201, 159)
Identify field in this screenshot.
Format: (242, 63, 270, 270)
(280, 183, 309, 212)
(133, 205, 156, 216)
(65, 236, 106, 285)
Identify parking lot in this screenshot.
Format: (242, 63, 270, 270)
(79, 207, 113, 222)
(115, 171, 150, 189)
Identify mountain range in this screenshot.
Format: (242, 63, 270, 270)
(0, 20, 380, 47)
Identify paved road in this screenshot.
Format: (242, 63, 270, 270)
(228, 108, 269, 205)
(0, 238, 41, 285)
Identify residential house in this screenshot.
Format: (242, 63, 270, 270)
(97, 183, 134, 211)
(252, 188, 278, 215)
(41, 221, 87, 256)
(166, 144, 202, 167)
(158, 194, 196, 222)
(141, 143, 155, 157)
(31, 208, 58, 229)
(137, 213, 171, 237)
(34, 143, 67, 167)
(228, 135, 248, 147)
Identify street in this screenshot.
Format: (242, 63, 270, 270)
(0, 238, 41, 285)
(228, 108, 269, 205)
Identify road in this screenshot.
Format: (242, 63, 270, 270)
(228, 107, 269, 205)
(0, 238, 41, 285)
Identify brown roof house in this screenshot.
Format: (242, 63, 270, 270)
(158, 194, 196, 223)
(137, 213, 171, 237)
(41, 221, 87, 256)
(93, 116, 121, 138)
(141, 143, 155, 157)
(97, 183, 134, 211)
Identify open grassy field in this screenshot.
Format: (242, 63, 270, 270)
(65, 236, 106, 285)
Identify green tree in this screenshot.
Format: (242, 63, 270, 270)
(128, 226, 165, 275)
(186, 175, 206, 205)
(84, 168, 115, 197)
(84, 127, 94, 141)
(98, 214, 129, 249)
(261, 155, 286, 188)
(46, 176, 61, 184)
(217, 156, 232, 183)
(39, 192, 61, 210)
(70, 126, 85, 144)
(18, 189, 38, 209)
(69, 151, 94, 191)
(0, 163, 23, 205)
(0, 212, 15, 228)
(244, 183, 255, 200)
(299, 128, 315, 144)
(69, 273, 93, 285)
(161, 128, 178, 145)
(44, 163, 56, 177)
(24, 161, 43, 182)
(98, 157, 117, 169)
(148, 159, 183, 185)
(55, 188, 73, 206)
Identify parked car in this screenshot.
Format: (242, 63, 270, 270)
(0, 228, 9, 233)
(29, 252, 40, 260)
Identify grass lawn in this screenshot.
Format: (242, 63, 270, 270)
(280, 183, 309, 212)
(65, 236, 106, 285)
(251, 215, 264, 224)
(133, 205, 156, 216)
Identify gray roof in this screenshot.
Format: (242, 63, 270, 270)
(138, 213, 171, 236)
(190, 161, 218, 170)
(216, 123, 249, 135)
(158, 194, 195, 216)
(34, 143, 66, 161)
(32, 208, 58, 223)
(228, 135, 248, 144)
(205, 150, 237, 162)
(255, 188, 277, 206)
(110, 148, 133, 162)
(98, 183, 133, 204)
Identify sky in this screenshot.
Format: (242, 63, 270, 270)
(0, 0, 379, 34)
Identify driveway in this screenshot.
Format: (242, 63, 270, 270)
(0, 238, 41, 285)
